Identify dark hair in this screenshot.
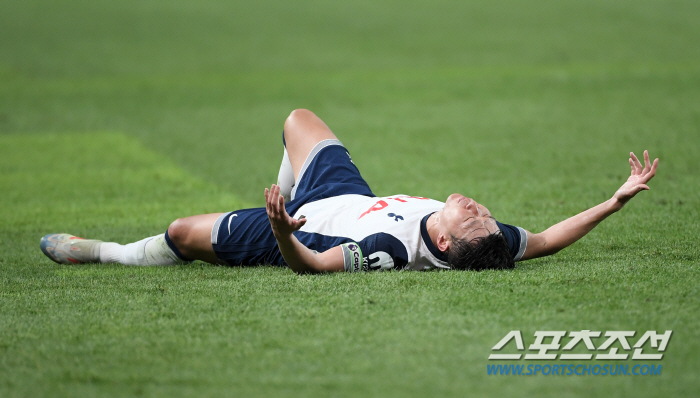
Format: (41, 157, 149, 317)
(447, 233, 515, 271)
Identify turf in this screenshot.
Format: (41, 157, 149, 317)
(1, 0, 699, 397)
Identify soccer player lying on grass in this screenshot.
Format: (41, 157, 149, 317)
(40, 109, 658, 273)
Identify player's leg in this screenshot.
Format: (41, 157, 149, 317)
(276, 143, 295, 202)
(276, 109, 338, 200)
(163, 213, 223, 264)
(40, 213, 223, 265)
(283, 109, 339, 179)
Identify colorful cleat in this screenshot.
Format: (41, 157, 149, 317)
(40, 233, 103, 264)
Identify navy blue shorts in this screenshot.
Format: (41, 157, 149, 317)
(211, 140, 374, 266)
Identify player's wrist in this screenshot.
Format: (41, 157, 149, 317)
(272, 228, 293, 241)
(608, 196, 625, 212)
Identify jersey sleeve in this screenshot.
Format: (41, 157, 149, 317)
(495, 221, 528, 261)
(340, 233, 409, 272)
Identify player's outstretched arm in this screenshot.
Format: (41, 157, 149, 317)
(521, 150, 659, 260)
(265, 184, 345, 273)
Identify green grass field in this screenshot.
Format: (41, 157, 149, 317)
(2, 0, 699, 396)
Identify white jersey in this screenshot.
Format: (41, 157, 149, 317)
(292, 193, 528, 272)
(293, 194, 450, 271)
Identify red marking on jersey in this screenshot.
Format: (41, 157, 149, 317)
(359, 196, 432, 219)
(358, 200, 389, 219)
(388, 195, 429, 202)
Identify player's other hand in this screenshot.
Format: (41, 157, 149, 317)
(613, 150, 659, 208)
(265, 184, 307, 237)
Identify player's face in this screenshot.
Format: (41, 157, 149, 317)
(440, 194, 499, 241)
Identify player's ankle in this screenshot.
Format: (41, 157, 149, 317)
(99, 242, 123, 263)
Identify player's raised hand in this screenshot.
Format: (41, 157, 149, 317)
(613, 150, 659, 207)
(265, 184, 307, 237)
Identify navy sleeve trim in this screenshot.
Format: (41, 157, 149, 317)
(495, 221, 526, 261)
(515, 227, 528, 261)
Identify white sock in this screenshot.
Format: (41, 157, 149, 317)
(277, 147, 295, 202)
(99, 234, 189, 266)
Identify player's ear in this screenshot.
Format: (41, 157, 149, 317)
(436, 233, 450, 253)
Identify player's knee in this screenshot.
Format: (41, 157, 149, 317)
(284, 109, 316, 134)
(167, 218, 191, 250)
(286, 108, 316, 124)
(284, 109, 326, 146)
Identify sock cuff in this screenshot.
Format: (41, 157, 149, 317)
(164, 230, 192, 261)
(282, 130, 286, 147)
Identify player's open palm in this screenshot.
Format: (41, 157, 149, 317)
(613, 150, 659, 206)
(265, 184, 307, 237)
